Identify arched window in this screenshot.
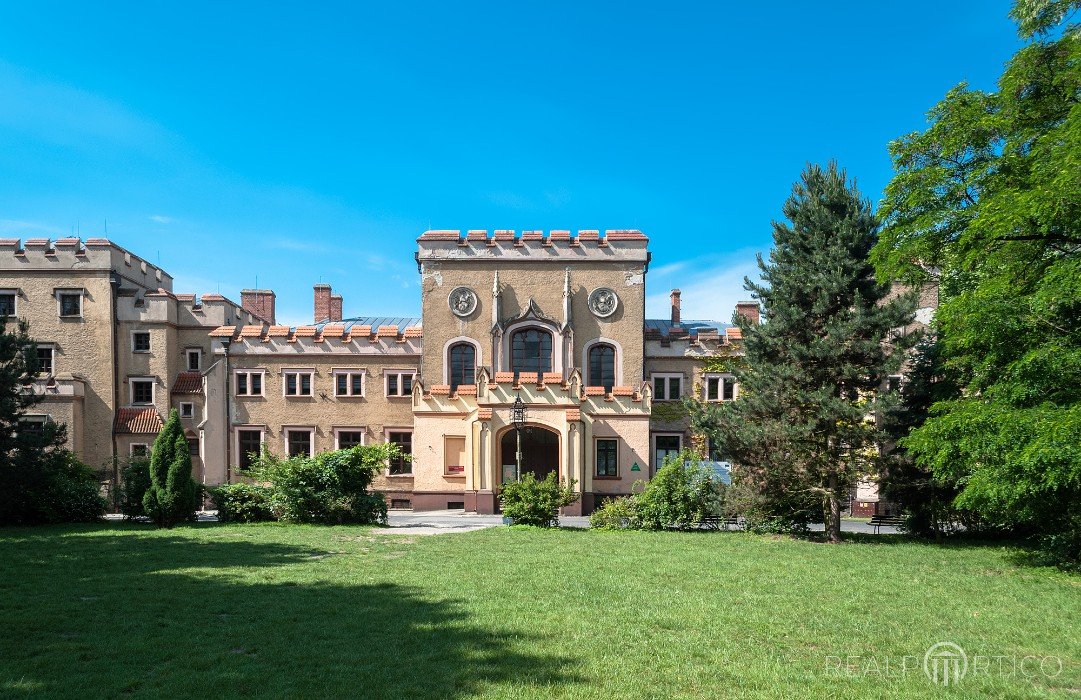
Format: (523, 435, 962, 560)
(511, 327, 553, 380)
(448, 342, 476, 391)
(587, 343, 616, 392)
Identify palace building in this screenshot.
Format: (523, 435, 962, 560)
(2, 230, 755, 514)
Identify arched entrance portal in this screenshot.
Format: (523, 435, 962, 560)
(500, 425, 559, 483)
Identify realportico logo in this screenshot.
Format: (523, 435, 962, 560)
(824, 641, 1063, 686)
(924, 642, 967, 686)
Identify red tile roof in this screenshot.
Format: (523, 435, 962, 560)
(115, 407, 163, 435)
(171, 371, 202, 394)
(477, 408, 493, 420)
(566, 408, 581, 421)
(584, 386, 606, 396)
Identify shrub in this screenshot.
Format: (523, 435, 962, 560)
(143, 411, 199, 528)
(499, 473, 579, 527)
(120, 457, 151, 518)
(634, 450, 724, 530)
(589, 496, 640, 530)
(245, 444, 392, 525)
(0, 429, 105, 525)
(210, 483, 275, 523)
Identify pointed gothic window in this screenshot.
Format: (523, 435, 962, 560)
(448, 342, 476, 391)
(587, 343, 616, 392)
(511, 328, 553, 381)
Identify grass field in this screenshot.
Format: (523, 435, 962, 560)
(0, 524, 1077, 699)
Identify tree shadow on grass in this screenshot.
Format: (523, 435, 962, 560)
(0, 525, 583, 698)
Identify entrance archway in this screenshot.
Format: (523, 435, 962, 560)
(499, 425, 559, 483)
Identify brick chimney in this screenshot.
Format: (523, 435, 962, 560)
(330, 294, 343, 322)
(670, 289, 681, 327)
(240, 289, 276, 324)
(314, 284, 332, 323)
(735, 300, 760, 325)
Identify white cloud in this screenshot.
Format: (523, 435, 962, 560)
(149, 215, 174, 224)
(646, 249, 762, 323)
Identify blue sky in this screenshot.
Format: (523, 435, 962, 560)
(0, 1, 1021, 325)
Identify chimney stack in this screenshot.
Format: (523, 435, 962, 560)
(240, 289, 276, 325)
(314, 284, 332, 323)
(735, 300, 760, 326)
(330, 294, 343, 322)
(670, 289, 681, 327)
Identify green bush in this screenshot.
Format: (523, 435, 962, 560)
(0, 433, 105, 525)
(143, 411, 199, 527)
(589, 497, 640, 530)
(634, 450, 724, 530)
(499, 473, 578, 527)
(210, 483, 275, 523)
(120, 458, 151, 518)
(245, 444, 392, 525)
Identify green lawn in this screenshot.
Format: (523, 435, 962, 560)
(0, 524, 1077, 699)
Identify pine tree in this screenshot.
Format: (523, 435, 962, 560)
(704, 162, 914, 542)
(143, 410, 197, 527)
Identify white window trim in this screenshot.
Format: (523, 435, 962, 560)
(441, 336, 483, 385)
(281, 368, 316, 397)
(233, 426, 265, 468)
(129, 376, 156, 406)
(55, 288, 84, 318)
(651, 373, 684, 401)
(333, 427, 367, 449)
(652, 432, 684, 472)
(283, 426, 316, 457)
(0, 288, 19, 317)
(186, 348, 202, 371)
(35, 343, 55, 375)
(130, 330, 151, 353)
(129, 443, 149, 457)
(178, 402, 195, 419)
(384, 369, 416, 398)
(384, 427, 414, 475)
(582, 338, 623, 388)
(234, 369, 266, 397)
(332, 369, 367, 397)
(702, 373, 737, 402)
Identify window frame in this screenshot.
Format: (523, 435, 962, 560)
(131, 330, 151, 353)
(509, 326, 555, 379)
(447, 342, 477, 392)
(129, 377, 155, 406)
(703, 373, 737, 402)
(386, 429, 413, 475)
(234, 370, 266, 397)
(186, 348, 202, 371)
(586, 342, 617, 392)
(385, 370, 416, 398)
(282, 368, 315, 398)
(0, 289, 18, 317)
(333, 427, 367, 450)
(35, 344, 54, 375)
(178, 402, 195, 419)
(595, 437, 619, 478)
(234, 427, 265, 470)
(283, 427, 315, 458)
(652, 432, 683, 472)
(129, 443, 149, 457)
(332, 369, 366, 398)
(56, 289, 84, 318)
(18, 414, 49, 440)
(651, 373, 683, 402)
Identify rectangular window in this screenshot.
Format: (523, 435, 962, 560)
(335, 430, 365, 449)
(283, 371, 313, 397)
(130, 443, 148, 457)
(0, 291, 16, 317)
(179, 402, 194, 419)
(652, 373, 682, 401)
(131, 378, 154, 405)
(237, 429, 263, 469)
(388, 431, 412, 474)
(707, 437, 726, 462)
(36, 346, 53, 375)
(18, 416, 47, 440)
(596, 439, 618, 477)
(187, 349, 202, 371)
(722, 378, 735, 401)
(654, 434, 682, 470)
(444, 436, 466, 475)
(187, 438, 199, 457)
(132, 331, 151, 353)
(386, 371, 415, 397)
(706, 376, 720, 401)
(704, 375, 736, 402)
(286, 429, 313, 457)
(334, 371, 365, 397)
(58, 291, 82, 317)
(235, 371, 264, 397)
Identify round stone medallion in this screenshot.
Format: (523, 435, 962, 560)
(448, 286, 478, 317)
(588, 287, 619, 318)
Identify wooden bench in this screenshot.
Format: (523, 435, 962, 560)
(868, 514, 905, 533)
(698, 515, 741, 531)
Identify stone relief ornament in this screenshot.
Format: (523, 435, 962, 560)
(449, 287, 478, 317)
(588, 287, 619, 318)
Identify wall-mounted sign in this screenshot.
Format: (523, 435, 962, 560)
(502, 465, 517, 482)
(630, 462, 641, 472)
